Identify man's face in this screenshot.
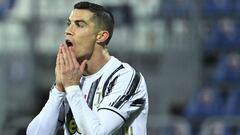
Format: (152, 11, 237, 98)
(65, 9, 98, 62)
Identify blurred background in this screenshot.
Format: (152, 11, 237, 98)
(1, 0, 240, 134)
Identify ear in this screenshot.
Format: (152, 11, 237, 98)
(96, 31, 109, 44)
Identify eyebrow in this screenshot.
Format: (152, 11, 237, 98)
(68, 19, 87, 25)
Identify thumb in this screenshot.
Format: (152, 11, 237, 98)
(79, 60, 88, 73)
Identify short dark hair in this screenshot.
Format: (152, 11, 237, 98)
(74, 1, 114, 45)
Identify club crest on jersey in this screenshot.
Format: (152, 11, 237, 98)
(94, 87, 103, 108)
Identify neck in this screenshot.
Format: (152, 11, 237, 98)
(83, 45, 110, 75)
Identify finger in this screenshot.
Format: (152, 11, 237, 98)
(56, 54, 60, 71)
(56, 47, 61, 66)
(57, 53, 62, 71)
(79, 60, 88, 73)
(65, 45, 74, 68)
(61, 45, 69, 66)
(69, 47, 79, 67)
(56, 53, 61, 83)
(59, 51, 65, 71)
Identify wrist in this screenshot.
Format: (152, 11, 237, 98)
(65, 85, 81, 94)
(63, 82, 80, 88)
(56, 83, 64, 92)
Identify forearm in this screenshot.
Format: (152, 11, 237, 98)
(66, 86, 123, 135)
(27, 88, 65, 135)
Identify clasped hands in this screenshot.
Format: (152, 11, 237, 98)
(55, 44, 87, 92)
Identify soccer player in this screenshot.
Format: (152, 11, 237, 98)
(26, 1, 148, 135)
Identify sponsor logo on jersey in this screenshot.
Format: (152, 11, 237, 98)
(66, 110, 81, 134)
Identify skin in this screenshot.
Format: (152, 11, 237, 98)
(55, 9, 111, 92)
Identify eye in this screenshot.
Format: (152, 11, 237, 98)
(76, 22, 85, 28)
(67, 21, 71, 26)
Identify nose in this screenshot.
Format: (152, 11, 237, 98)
(65, 25, 73, 36)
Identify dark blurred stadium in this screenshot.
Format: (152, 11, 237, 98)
(1, 0, 240, 134)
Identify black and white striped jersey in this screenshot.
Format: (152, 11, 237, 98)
(27, 56, 148, 135)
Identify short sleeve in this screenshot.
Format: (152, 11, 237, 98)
(98, 68, 147, 122)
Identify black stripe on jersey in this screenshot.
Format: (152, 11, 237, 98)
(119, 72, 142, 109)
(130, 98, 146, 107)
(123, 68, 135, 95)
(79, 77, 86, 89)
(109, 69, 135, 107)
(98, 107, 126, 122)
(86, 76, 102, 109)
(113, 71, 141, 109)
(119, 74, 142, 109)
(105, 75, 119, 96)
(58, 102, 65, 125)
(102, 64, 124, 97)
(58, 119, 64, 125)
(110, 96, 121, 106)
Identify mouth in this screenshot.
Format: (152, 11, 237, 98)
(65, 39, 73, 47)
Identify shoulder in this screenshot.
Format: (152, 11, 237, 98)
(112, 58, 147, 90)
(108, 56, 147, 89)
(116, 59, 145, 83)
(111, 57, 138, 77)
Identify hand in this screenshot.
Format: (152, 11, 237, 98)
(59, 45, 87, 88)
(55, 45, 64, 92)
